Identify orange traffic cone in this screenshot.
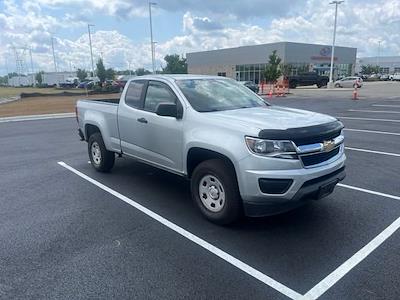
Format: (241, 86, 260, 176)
(268, 88, 273, 98)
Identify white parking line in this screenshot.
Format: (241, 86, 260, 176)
(373, 104, 400, 108)
(345, 147, 400, 157)
(302, 215, 400, 299)
(302, 183, 400, 299)
(0, 113, 75, 123)
(348, 109, 400, 114)
(338, 183, 400, 201)
(344, 128, 400, 136)
(57, 161, 303, 300)
(338, 116, 400, 123)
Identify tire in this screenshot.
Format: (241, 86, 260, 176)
(191, 159, 242, 225)
(289, 81, 297, 89)
(334, 83, 341, 88)
(318, 80, 327, 88)
(88, 132, 115, 172)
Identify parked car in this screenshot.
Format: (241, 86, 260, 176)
(286, 72, 329, 88)
(334, 76, 363, 88)
(238, 81, 259, 93)
(76, 75, 346, 224)
(389, 73, 400, 81)
(78, 80, 95, 89)
(380, 74, 390, 81)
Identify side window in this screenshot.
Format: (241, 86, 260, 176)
(125, 80, 146, 108)
(144, 81, 177, 113)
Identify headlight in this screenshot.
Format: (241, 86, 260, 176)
(245, 136, 298, 158)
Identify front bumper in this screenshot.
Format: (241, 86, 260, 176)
(237, 149, 346, 217)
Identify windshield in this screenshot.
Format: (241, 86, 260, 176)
(176, 78, 267, 112)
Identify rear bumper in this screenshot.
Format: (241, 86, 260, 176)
(243, 166, 345, 217)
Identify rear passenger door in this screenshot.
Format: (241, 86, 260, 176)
(118, 79, 148, 158)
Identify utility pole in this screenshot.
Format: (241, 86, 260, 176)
(377, 40, 382, 72)
(149, 2, 157, 74)
(51, 37, 57, 72)
(328, 1, 344, 88)
(88, 24, 95, 77)
(29, 48, 35, 86)
(5, 52, 10, 85)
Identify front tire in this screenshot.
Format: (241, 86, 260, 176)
(191, 159, 242, 225)
(88, 132, 115, 172)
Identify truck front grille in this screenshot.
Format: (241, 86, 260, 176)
(301, 147, 340, 167)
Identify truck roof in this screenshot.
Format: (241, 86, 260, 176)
(131, 74, 226, 82)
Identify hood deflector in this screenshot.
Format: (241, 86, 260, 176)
(258, 121, 344, 146)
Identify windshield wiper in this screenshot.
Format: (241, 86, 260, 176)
(198, 108, 221, 112)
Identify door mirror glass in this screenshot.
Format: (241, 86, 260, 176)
(155, 103, 178, 118)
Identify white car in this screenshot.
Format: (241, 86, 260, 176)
(334, 76, 363, 88)
(389, 73, 400, 81)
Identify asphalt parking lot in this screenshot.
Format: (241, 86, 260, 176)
(1, 82, 399, 299)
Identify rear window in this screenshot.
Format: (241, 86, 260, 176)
(125, 80, 146, 108)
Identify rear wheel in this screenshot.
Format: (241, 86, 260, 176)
(88, 132, 115, 172)
(334, 83, 341, 88)
(318, 80, 327, 88)
(191, 159, 242, 225)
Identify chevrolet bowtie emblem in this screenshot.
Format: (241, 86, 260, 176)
(323, 140, 335, 152)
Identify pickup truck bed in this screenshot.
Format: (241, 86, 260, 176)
(77, 99, 120, 152)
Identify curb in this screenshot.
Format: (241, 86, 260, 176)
(0, 113, 75, 123)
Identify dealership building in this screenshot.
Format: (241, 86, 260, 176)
(356, 56, 400, 74)
(187, 42, 357, 84)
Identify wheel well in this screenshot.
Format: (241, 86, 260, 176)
(85, 124, 100, 141)
(186, 148, 236, 178)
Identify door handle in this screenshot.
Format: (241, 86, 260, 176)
(137, 117, 148, 124)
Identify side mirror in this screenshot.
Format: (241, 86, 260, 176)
(155, 102, 179, 118)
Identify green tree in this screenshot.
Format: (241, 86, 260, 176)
(105, 68, 115, 80)
(280, 63, 293, 78)
(76, 69, 88, 81)
(96, 58, 106, 83)
(162, 54, 187, 74)
(361, 64, 379, 75)
(263, 50, 282, 83)
(35, 71, 44, 85)
(135, 68, 151, 76)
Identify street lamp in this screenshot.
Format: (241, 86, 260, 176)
(88, 24, 95, 77)
(328, 0, 344, 88)
(51, 36, 57, 72)
(377, 40, 382, 71)
(148, 2, 157, 74)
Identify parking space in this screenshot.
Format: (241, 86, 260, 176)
(1, 82, 400, 299)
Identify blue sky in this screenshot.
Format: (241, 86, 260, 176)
(0, 0, 399, 75)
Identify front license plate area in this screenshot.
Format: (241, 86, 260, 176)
(317, 180, 338, 199)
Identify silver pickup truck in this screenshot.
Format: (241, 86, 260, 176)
(76, 75, 346, 224)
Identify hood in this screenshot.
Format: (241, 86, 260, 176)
(205, 105, 337, 131)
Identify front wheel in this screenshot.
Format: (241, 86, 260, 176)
(191, 159, 242, 225)
(88, 132, 115, 172)
(334, 83, 341, 88)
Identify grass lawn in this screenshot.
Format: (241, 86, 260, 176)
(0, 87, 85, 98)
(0, 93, 120, 117)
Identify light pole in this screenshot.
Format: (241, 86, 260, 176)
(29, 48, 35, 85)
(88, 24, 95, 77)
(148, 2, 157, 74)
(51, 37, 57, 72)
(328, 0, 344, 88)
(377, 40, 381, 72)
